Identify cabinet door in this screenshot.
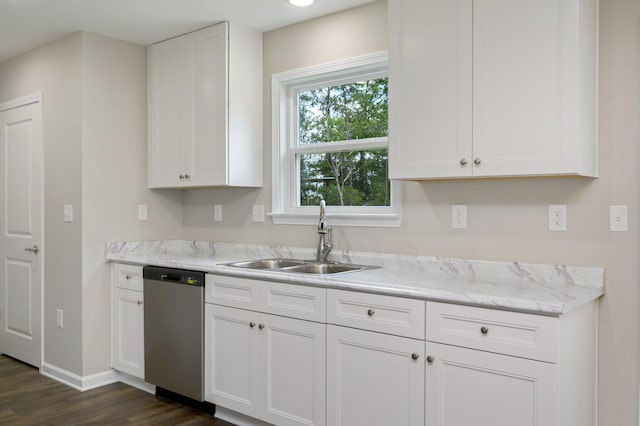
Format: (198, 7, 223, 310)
(204, 304, 260, 418)
(388, 0, 473, 179)
(186, 23, 229, 186)
(425, 342, 556, 426)
(327, 325, 425, 426)
(472, 0, 590, 177)
(260, 314, 326, 426)
(112, 288, 144, 378)
(148, 35, 189, 187)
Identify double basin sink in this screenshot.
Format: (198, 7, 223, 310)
(225, 258, 377, 275)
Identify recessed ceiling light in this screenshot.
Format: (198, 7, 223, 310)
(289, 0, 314, 6)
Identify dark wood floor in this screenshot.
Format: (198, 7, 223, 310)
(0, 355, 233, 425)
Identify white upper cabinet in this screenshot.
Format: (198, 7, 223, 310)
(148, 22, 263, 188)
(389, 0, 598, 180)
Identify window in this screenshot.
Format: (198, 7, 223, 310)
(271, 52, 401, 227)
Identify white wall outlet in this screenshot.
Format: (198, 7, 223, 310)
(63, 205, 73, 223)
(252, 205, 265, 222)
(138, 204, 148, 221)
(610, 205, 628, 232)
(452, 204, 467, 229)
(548, 204, 567, 231)
(214, 204, 223, 222)
(56, 309, 63, 329)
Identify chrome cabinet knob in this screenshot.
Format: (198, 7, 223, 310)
(460, 158, 467, 166)
(474, 158, 481, 165)
(258, 324, 265, 330)
(411, 353, 419, 360)
(184, 174, 190, 179)
(480, 326, 489, 335)
(427, 355, 435, 364)
(137, 300, 143, 305)
(179, 174, 185, 179)
(367, 309, 375, 317)
(125, 274, 132, 280)
(249, 322, 256, 328)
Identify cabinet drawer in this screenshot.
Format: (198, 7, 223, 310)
(112, 263, 143, 291)
(327, 289, 425, 339)
(205, 274, 261, 311)
(261, 282, 326, 323)
(426, 302, 558, 363)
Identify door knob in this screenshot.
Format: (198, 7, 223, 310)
(24, 245, 39, 254)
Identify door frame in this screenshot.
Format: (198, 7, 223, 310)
(0, 92, 44, 369)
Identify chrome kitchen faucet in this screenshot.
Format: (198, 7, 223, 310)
(316, 200, 333, 262)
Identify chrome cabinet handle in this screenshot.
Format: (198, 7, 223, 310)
(367, 309, 375, 317)
(24, 245, 39, 254)
(480, 326, 489, 335)
(474, 158, 481, 165)
(411, 353, 419, 360)
(460, 158, 467, 166)
(427, 355, 435, 364)
(137, 300, 143, 305)
(249, 322, 256, 328)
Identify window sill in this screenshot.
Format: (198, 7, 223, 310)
(269, 212, 401, 228)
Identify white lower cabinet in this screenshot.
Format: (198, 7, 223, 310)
(425, 342, 556, 426)
(326, 325, 425, 426)
(205, 303, 326, 426)
(112, 287, 145, 378)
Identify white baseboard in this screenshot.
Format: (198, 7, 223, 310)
(41, 362, 119, 391)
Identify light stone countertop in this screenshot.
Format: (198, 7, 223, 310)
(106, 240, 605, 316)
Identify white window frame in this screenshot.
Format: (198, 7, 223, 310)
(270, 51, 401, 227)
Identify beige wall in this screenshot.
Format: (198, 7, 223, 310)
(0, 31, 184, 377)
(80, 32, 183, 375)
(182, 0, 640, 423)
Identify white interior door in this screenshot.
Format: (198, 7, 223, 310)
(0, 95, 43, 367)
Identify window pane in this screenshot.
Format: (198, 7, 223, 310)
(298, 78, 388, 145)
(299, 148, 390, 207)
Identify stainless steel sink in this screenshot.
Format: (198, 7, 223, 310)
(224, 258, 376, 275)
(226, 258, 306, 270)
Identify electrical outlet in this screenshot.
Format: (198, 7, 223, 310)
(214, 204, 223, 222)
(610, 205, 628, 232)
(252, 205, 265, 222)
(548, 205, 567, 231)
(452, 204, 467, 229)
(138, 204, 148, 221)
(56, 309, 63, 329)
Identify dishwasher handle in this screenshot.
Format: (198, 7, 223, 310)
(160, 273, 182, 282)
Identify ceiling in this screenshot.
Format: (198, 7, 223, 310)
(0, 0, 377, 64)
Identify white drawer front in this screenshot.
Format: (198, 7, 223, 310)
(112, 263, 143, 291)
(261, 281, 326, 323)
(205, 274, 261, 311)
(327, 289, 425, 339)
(426, 302, 558, 363)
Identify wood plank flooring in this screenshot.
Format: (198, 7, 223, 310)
(0, 355, 233, 425)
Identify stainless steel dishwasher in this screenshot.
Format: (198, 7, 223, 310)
(143, 266, 205, 401)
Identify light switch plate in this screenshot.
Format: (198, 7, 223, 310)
(138, 204, 148, 221)
(252, 205, 265, 222)
(214, 204, 223, 222)
(63, 205, 73, 223)
(610, 205, 628, 232)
